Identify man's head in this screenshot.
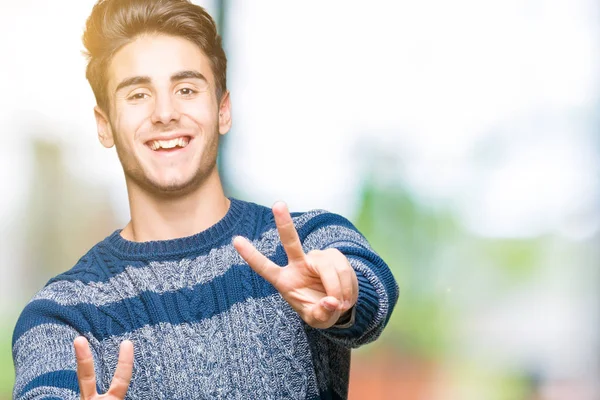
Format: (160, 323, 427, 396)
(84, 0, 227, 113)
(82, 0, 231, 197)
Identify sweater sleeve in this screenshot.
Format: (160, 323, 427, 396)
(12, 293, 96, 399)
(296, 210, 399, 348)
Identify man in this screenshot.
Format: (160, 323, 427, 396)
(12, 0, 399, 398)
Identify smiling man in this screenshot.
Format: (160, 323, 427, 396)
(11, 0, 399, 399)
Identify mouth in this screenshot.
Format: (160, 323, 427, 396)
(145, 135, 192, 152)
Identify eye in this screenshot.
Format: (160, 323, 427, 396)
(127, 92, 149, 101)
(177, 87, 196, 96)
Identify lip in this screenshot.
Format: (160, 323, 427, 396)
(144, 132, 194, 144)
(143, 132, 194, 155)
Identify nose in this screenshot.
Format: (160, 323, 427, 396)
(151, 94, 180, 125)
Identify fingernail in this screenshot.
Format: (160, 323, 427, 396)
(322, 301, 337, 312)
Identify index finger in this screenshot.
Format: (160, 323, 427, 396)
(107, 340, 134, 398)
(272, 201, 305, 264)
(73, 336, 97, 399)
(233, 236, 282, 287)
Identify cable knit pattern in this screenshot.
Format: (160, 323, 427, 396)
(13, 198, 398, 399)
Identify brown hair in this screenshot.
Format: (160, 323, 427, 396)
(83, 0, 227, 112)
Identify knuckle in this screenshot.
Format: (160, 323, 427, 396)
(80, 375, 95, 384)
(336, 265, 352, 278)
(259, 258, 270, 272)
(76, 354, 92, 364)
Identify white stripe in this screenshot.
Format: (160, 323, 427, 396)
(13, 324, 80, 395)
(291, 209, 328, 229)
(303, 224, 372, 253)
(33, 240, 273, 307)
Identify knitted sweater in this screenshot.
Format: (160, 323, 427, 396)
(12, 198, 399, 400)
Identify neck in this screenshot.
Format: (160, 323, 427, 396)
(121, 167, 230, 242)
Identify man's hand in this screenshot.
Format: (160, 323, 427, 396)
(73, 336, 133, 399)
(233, 201, 358, 329)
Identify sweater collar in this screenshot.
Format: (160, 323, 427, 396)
(103, 197, 247, 259)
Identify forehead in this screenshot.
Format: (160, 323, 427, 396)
(107, 34, 214, 90)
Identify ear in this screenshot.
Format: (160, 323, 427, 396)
(94, 106, 115, 148)
(218, 91, 232, 135)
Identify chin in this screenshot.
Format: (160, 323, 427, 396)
(151, 178, 198, 195)
(146, 168, 211, 196)
(125, 159, 216, 197)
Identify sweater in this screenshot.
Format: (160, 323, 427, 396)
(12, 198, 399, 400)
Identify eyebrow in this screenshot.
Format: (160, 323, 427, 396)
(171, 70, 207, 82)
(115, 76, 151, 93)
(115, 70, 208, 93)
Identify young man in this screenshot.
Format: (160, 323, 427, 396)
(12, 0, 398, 399)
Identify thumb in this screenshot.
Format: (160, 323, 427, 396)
(309, 296, 342, 328)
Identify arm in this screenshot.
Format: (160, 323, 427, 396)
(233, 202, 399, 349)
(13, 295, 133, 399)
(13, 300, 83, 399)
(299, 211, 399, 347)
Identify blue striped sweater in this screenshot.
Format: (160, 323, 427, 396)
(12, 198, 399, 399)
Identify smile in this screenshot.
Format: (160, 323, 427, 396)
(146, 136, 191, 151)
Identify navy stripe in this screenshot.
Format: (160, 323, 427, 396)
(12, 300, 93, 347)
(19, 370, 79, 397)
(47, 257, 150, 286)
(50, 247, 231, 285)
(15, 264, 278, 343)
(335, 244, 394, 280)
(317, 388, 347, 400)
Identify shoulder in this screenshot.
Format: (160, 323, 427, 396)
(290, 208, 357, 232)
(239, 199, 371, 250)
(47, 247, 105, 286)
(13, 247, 105, 347)
(290, 209, 371, 251)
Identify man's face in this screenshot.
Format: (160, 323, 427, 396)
(95, 34, 231, 196)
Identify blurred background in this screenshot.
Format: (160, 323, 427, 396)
(0, 0, 599, 399)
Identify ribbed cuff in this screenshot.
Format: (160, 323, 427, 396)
(325, 272, 379, 336)
(331, 306, 356, 329)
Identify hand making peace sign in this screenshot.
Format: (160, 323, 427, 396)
(73, 336, 134, 400)
(233, 201, 359, 329)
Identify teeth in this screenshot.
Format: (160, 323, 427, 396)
(177, 137, 189, 147)
(150, 137, 190, 150)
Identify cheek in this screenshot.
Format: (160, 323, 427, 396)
(114, 106, 152, 142)
(180, 98, 218, 122)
